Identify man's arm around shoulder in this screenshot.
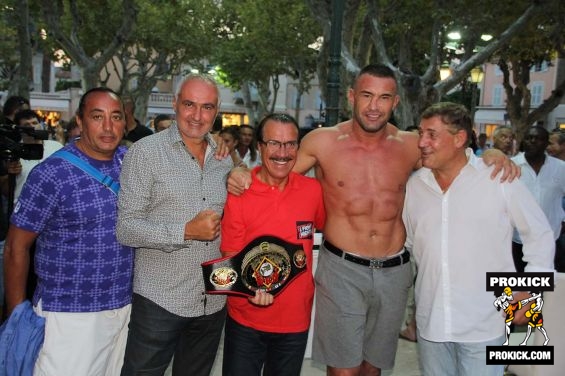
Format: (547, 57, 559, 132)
(3, 225, 38, 315)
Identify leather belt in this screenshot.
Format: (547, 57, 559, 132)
(323, 240, 409, 269)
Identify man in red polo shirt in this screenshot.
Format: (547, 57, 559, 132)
(220, 113, 326, 376)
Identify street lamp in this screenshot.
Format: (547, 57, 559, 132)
(439, 62, 451, 80)
(469, 66, 484, 127)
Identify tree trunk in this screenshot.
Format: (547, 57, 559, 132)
(40, 0, 138, 91)
(294, 86, 302, 122)
(307, 0, 542, 130)
(9, 0, 32, 97)
(81, 65, 102, 90)
(41, 51, 51, 92)
(241, 82, 256, 126)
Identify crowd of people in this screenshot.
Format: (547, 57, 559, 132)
(0, 65, 562, 376)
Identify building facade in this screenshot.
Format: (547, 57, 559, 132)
(474, 58, 565, 143)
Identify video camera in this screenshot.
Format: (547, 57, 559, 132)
(0, 124, 48, 161)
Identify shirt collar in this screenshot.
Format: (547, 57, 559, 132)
(416, 148, 480, 186)
(512, 151, 550, 167)
(250, 166, 299, 192)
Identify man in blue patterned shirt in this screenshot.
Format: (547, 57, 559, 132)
(3, 87, 134, 376)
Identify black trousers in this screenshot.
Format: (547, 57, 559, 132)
(121, 293, 225, 376)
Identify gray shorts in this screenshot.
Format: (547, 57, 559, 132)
(312, 242, 413, 369)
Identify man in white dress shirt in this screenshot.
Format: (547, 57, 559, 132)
(511, 126, 565, 273)
(403, 102, 555, 376)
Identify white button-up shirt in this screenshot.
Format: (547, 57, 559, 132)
(512, 152, 565, 241)
(403, 154, 555, 343)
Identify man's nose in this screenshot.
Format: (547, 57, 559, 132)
(103, 116, 113, 131)
(192, 106, 202, 120)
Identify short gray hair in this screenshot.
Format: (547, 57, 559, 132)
(493, 126, 513, 139)
(175, 73, 220, 104)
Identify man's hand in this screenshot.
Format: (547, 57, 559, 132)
(482, 148, 521, 182)
(184, 209, 221, 241)
(211, 133, 230, 160)
(248, 290, 274, 306)
(227, 167, 252, 196)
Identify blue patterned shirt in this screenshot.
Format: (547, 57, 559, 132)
(11, 143, 134, 312)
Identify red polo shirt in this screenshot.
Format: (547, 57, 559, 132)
(220, 167, 325, 333)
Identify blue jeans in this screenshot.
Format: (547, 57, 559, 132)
(417, 332, 505, 376)
(120, 293, 225, 376)
(222, 315, 308, 376)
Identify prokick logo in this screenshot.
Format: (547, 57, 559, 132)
(486, 272, 554, 365)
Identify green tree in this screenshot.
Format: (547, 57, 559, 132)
(0, 0, 36, 97)
(493, 0, 565, 143)
(212, 0, 321, 123)
(39, 0, 138, 89)
(306, 0, 546, 129)
(109, 0, 218, 122)
(0, 1, 19, 92)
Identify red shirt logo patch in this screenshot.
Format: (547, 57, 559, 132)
(296, 221, 313, 239)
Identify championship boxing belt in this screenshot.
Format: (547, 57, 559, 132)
(201, 235, 307, 297)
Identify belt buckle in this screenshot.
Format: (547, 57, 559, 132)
(369, 259, 384, 269)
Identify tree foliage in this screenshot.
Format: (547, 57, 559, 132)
(305, 0, 551, 129)
(0, 0, 22, 92)
(492, 0, 565, 142)
(39, 0, 138, 89)
(0, 0, 39, 97)
(110, 0, 219, 122)
(212, 0, 321, 122)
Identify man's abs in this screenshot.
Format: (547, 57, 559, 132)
(323, 215, 406, 258)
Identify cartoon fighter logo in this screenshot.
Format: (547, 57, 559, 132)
(519, 292, 549, 346)
(493, 287, 549, 346)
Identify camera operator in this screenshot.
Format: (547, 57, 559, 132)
(0, 110, 62, 315)
(2, 109, 63, 203)
(1, 96, 30, 127)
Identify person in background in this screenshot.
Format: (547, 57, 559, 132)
(3, 87, 134, 375)
(219, 126, 245, 167)
(64, 118, 81, 144)
(547, 129, 565, 272)
(236, 124, 261, 168)
(153, 114, 173, 133)
(511, 126, 565, 273)
(117, 74, 231, 376)
(0, 96, 31, 316)
(5, 109, 63, 203)
(492, 126, 515, 156)
(475, 132, 489, 156)
(0, 110, 64, 309)
(211, 115, 223, 134)
(122, 95, 153, 144)
(547, 130, 565, 161)
(1, 96, 30, 127)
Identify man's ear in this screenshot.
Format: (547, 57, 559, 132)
(75, 115, 83, 132)
(347, 88, 354, 106)
(455, 129, 468, 148)
(392, 94, 400, 111)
